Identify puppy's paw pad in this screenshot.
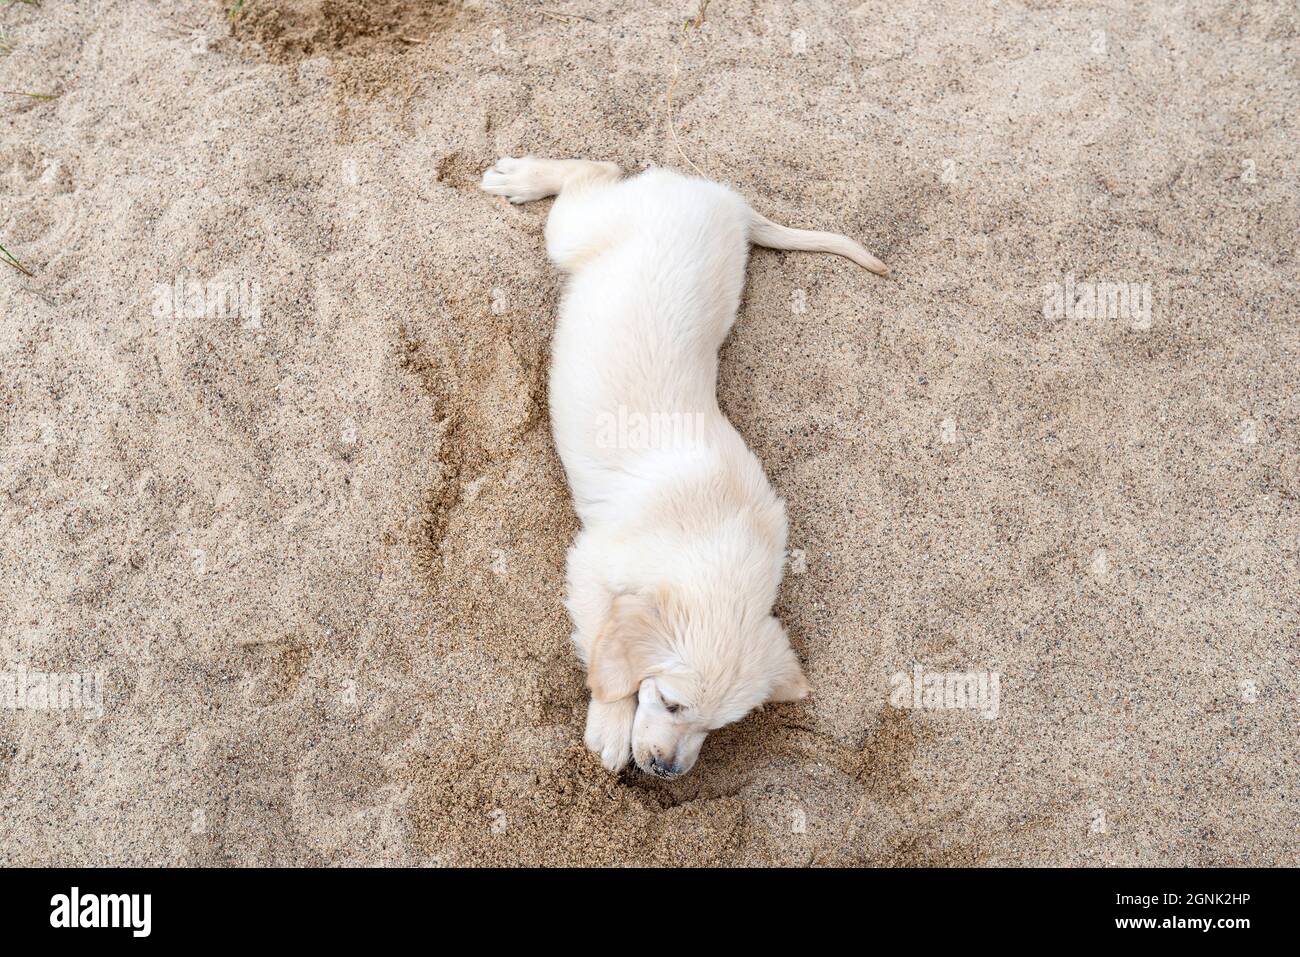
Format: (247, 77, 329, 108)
(584, 724, 630, 772)
(480, 156, 549, 203)
(584, 700, 634, 773)
(597, 739, 631, 773)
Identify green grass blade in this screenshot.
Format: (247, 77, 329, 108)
(0, 242, 34, 277)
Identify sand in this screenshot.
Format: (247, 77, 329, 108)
(0, 0, 1295, 866)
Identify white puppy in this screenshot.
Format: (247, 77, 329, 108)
(481, 157, 885, 777)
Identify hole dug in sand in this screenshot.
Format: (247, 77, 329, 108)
(227, 0, 459, 63)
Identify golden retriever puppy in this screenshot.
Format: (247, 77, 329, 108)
(482, 157, 885, 777)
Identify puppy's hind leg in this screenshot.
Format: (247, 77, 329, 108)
(482, 157, 624, 271)
(480, 157, 620, 205)
(584, 695, 636, 772)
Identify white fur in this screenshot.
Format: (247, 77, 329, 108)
(481, 157, 884, 776)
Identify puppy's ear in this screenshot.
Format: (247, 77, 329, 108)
(767, 623, 810, 702)
(588, 593, 662, 702)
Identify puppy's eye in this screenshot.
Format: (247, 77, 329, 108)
(657, 687, 684, 714)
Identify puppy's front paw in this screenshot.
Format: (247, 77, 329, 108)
(584, 696, 636, 772)
(480, 156, 552, 204)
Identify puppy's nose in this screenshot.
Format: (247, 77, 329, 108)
(650, 756, 680, 779)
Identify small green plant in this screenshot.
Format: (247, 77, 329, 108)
(2, 89, 58, 99)
(0, 35, 14, 55)
(0, 242, 33, 277)
(685, 0, 709, 29)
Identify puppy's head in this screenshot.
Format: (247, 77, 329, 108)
(587, 588, 808, 778)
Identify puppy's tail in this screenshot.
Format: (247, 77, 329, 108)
(748, 210, 889, 276)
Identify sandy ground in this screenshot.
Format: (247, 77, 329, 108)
(0, 0, 1295, 866)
